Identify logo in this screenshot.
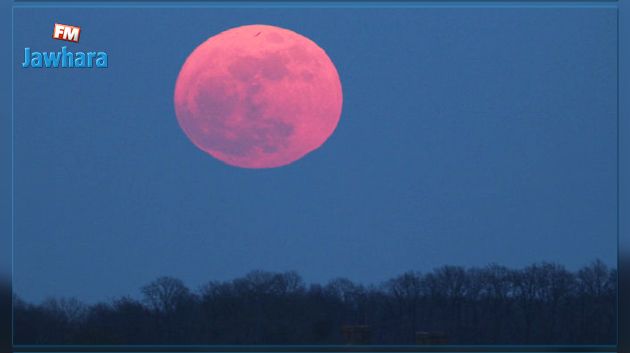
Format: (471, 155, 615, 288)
(52, 23, 81, 43)
(22, 23, 108, 69)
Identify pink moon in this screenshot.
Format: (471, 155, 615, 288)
(174, 25, 343, 169)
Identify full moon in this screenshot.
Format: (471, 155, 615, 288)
(174, 25, 343, 169)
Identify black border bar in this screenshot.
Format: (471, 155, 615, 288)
(10, 346, 620, 352)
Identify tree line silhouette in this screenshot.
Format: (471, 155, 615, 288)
(14, 260, 617, 345)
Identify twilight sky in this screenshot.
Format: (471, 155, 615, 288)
(13, 6, 618, 303)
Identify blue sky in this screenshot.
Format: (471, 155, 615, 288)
(13, 6, 618, 303)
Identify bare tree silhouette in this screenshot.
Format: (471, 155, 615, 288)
(14, 260, 617, 345)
